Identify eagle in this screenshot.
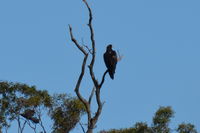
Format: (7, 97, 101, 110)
(104, 44, 117, 79)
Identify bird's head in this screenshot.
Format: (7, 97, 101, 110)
(107, 44, 112, 50)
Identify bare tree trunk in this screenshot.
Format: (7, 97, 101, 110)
(68, 0, 109, 133)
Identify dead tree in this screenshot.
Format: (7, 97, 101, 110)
(68, 0, 109, 133)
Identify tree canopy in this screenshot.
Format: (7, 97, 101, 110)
(0, 81, 85, 133)
(0, 82, 198, 133)
(99, 106, 197, 133)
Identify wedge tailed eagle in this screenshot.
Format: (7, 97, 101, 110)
(104, 44, 117, 79)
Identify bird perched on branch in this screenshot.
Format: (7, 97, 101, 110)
(104, 44, 117, 79)
(21, 109, 35, 120)
(30, 117, 40, 124)
(20, 109, 39, 124)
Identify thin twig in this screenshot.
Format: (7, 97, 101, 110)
(17, 116, 26, 133)
(38, 107, 46, 133)
(83, 45, 93, 54)
(79, 122, 86, 133)
(21, 120, 27, 132)
(17, 116, 21, 133)
(27, 120, 37, 133)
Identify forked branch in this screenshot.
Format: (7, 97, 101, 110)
(69, 25, 91, 122)
(69, 1, 109, 133)
(69, 25, 87, 56)
(82, 1, 106, 132)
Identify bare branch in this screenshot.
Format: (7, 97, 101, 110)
(69, 23, 93, 126)
(79, 122, 86, 133)
(37, 107, 46, 133)
(74, 53, 92, 123)
(88, 65, 99, 89)
(83, 45, 93, 54)
(83, 1, 108, 132)
(93, 87, 103, 123)
(74, 54, 89, 101)
(83, 0, 98, 89)
(83, 0, 95, 58)
(21, 120, 27, 133)
(69, 22, 92, 120)
(17, 116, 22, 133)
(27, 120, 37, 133)
(69, 25, 87, 55)
(17, 116, 26, 133)
(69, 1, 110, 133)
(99, 70, 109, 89)
(81, 38, 93, 54)
(88, 87, 95, 104)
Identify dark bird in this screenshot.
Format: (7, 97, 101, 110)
(20, 109, 35, 120)
(20, 109, 39, 124)
(30, 117, 40, 124)
(104, 44, 117, 79)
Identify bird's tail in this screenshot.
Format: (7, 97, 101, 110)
(109, 71, 114, 80)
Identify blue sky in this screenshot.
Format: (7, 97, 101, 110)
(0, 0, 200, 132)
